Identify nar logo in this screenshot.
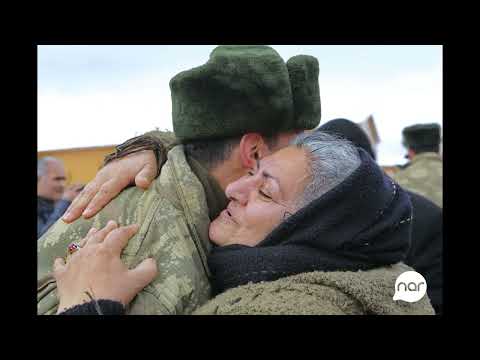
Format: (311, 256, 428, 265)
(393, 271, 427, 303)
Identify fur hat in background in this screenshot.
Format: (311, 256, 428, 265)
(402, 123, 441, 153)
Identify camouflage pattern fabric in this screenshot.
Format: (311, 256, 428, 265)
(392, 153, 443, 208)
(37, 145, 212, 315)
(193, 263, 435, 315)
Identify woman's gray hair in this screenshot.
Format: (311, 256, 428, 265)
(291, 131, 361, 209)
(37, 156, 61, 179)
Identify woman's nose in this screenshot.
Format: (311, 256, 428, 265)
(225, 175, 257, 206)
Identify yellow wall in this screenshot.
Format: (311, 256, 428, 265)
(38, 145, 116, 185)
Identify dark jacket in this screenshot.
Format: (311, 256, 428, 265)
(37, 196, 71, 239)
(59, 300, 125, 315)
(404, 191, 443, 314)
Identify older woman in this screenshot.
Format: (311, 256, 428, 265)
(55, 132, 434, 315)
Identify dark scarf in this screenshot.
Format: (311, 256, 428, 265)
(37, 196, 55, 222)
(208, 149, 413, 295)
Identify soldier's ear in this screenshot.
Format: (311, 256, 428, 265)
(238, 133, 267, 169)
(407, 148, 416, 159)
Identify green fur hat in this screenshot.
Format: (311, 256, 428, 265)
(402, 123, 441, 151)
(170, 45, 321, 142)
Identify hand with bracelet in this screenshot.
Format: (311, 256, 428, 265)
(54, 220, 157, 314)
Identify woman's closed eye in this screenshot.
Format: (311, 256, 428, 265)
(247, 168, 276, 201)
(259, 189, 273, 200)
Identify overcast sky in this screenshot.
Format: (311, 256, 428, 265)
(37, 45, 442, 165)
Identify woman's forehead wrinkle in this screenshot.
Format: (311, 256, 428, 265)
(258, 155, 306, 201)
(263, 171, 283, 197)
(259, 156, 302, 209)
(260, 157, 289, 196)
(262, 171, 280, 183)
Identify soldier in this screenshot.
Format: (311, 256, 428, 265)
(37, 45, 321, 315)
(392, 123, 443, 208)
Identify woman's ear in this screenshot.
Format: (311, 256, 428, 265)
(238, 133, 269, 169)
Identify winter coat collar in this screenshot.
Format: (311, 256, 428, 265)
(194, 263, 435, 315)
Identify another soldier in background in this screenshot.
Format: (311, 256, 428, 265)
(392, 123, 442, 208)
(37, 157, 83, 239)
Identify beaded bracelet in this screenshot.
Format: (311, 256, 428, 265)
(103, 135, 170, 178)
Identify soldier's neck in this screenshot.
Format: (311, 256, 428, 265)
(210, 160, 245, 192)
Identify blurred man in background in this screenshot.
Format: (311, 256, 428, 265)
(393, 123, 442, 208)
(37, 157, 83, 238)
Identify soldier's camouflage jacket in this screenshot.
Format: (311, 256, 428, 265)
(392, 152, 443, 208)
(37, 145, 212, 315)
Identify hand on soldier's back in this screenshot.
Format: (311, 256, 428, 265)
(54, 221, 157, 313)
(62, 150, 158, 223)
